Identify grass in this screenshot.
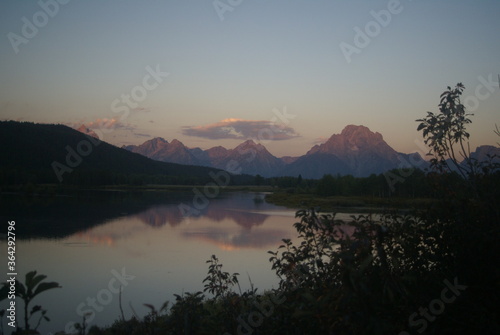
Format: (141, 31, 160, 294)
(98, 184, 275, 192)
(0, 183, 276, 195)
(265, 191, 436, 212)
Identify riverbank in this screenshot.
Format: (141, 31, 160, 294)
(264, 191, 436, 212)
(0, 183, 276, 196)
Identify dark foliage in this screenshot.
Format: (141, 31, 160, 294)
(0, 121, 231, 186)
(0, 271, 61, 333)
(84, 83, 499, 334)
(2, 83, 499, 334)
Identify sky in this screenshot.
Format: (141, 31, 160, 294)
(0, 0, 499, 157)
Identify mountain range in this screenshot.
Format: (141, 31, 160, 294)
(0, 121, 229, 185)
(0, 121, 496, 185)
(123, 125, 433, 178)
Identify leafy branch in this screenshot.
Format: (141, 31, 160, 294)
(0, 271, 61, 332)
(416, 83, 475, 178)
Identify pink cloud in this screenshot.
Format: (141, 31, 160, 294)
(182, 119, 299, 141)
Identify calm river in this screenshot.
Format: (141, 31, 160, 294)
(1, 190, 307, 334)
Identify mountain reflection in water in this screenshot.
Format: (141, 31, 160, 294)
(0, 191, 370, 334)
(68, 195, 293, 250)
(0, 191, 303, 334)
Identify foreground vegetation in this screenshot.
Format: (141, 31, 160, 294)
(265, 192, 436, 212)
(2, 84, 499, 334)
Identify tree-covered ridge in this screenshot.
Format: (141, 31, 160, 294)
(0, 121, 231, 186)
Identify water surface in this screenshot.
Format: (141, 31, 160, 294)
(0, 191, 302, 334)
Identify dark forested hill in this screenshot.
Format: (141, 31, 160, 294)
(0, 121, 227, 185)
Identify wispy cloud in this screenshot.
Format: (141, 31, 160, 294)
(133, 132, 151, 138)
(69, 117, 135, 132)
(312, 136, 330, 145)
(69, 117, 151, 141)
(132, 107, 151, 113)
(86, 117, 120, 129)
(182, 118, 299, 141)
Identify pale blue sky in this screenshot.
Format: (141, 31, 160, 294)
(1, 0, 499, 156)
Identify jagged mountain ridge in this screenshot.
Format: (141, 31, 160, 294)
(297, 125, 403, 177)
(123, 138, 284, 177)
(212, 140, 285, 177)
(120, 125, 431, 178)
(469, 145, 500, 162)
(123, 137, 201, 166)
(0, 121, 229, 184)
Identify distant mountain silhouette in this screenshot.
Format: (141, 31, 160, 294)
(124, 138, 285, 177)
(123, 137, 202, 166)
(0, 121, 226, 185)
(3, 121, 494, 182)
(293, 125, 426, 178)
(280, 156, 300, 164)
(441, 145, 500, 174)
(204, 146, 229, 164)
(125, 125, 427, 178)
(210, 140, 285, 177)
(469, 145, 500, 162)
